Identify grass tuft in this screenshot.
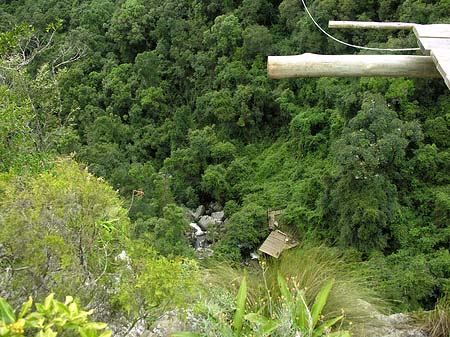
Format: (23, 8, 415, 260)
(421, 295, 450, 337)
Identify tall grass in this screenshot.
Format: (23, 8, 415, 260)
(421, 295, 450, 337)
(189, 245, 383, 336)
(265, 244, 383, 325)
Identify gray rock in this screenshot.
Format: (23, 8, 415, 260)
(211, 211, 225, 222)
(196, 247, 214, 259)
(146, 310, 199, 337)
(209, 202, 223, 212)
(353, 300, 427, 337)
(192, 205, 206, 221)
(198, 215, 217, 230)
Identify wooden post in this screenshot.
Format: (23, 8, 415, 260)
(328, 21, 416, 30)
(267, 54, 440, 79)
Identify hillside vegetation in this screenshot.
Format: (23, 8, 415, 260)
(1, 0, 449, 336)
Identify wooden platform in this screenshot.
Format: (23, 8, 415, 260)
(328, 21, 450, 90)
(413, 24, 450, 89)
(259, 230, 298, 258)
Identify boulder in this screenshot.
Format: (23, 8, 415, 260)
(209, 202, 223, 212)
(145, 310, 199, 337)
(353, 300, 427, 337)
(192, 205, 205, 221)
(198, 215, 217, 230)
(211, 211, 225, 222)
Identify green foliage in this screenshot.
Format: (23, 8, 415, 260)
(147, 204, 194, 257)
(205, 14, 242, 56)
(113, 240, 198, 322)
(215, 202, 267, 259)
(233, 277, 247, 336)
(3, 0, 450, 314)
(324, 95, 423, 253)
(0, 22, 33, 54)
(270, 274, 350, 337)
(366, 249, 450, 311)
(184, 248, 365, 336)
(0, 294, 111, 337)
(0, 85, 44, 173)
(0, 158, 129, 305)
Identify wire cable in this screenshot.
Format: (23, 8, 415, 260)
(300, 0, 421, 52)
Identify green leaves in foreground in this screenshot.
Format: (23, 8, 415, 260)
(233, 276, 247, 336)
(0, 294, 111, 337)
(278, 275, 350, 337)
(174, 274, 351, 336)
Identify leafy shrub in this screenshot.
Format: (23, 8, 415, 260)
(0, 158, 129, 307)
(0, 294, 111, 337)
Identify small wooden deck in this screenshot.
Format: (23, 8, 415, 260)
(328, 21, 450, 90)
(259, 230, 298, 258)
(414, 24, 450, 89)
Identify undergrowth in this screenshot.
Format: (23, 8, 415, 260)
(189, 245, 382, 336)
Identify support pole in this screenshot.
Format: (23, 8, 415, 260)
(328, 21, 416, 30)
(267, 54, 440, 79)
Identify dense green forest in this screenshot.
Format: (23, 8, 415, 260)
(1, 0, 450, 336)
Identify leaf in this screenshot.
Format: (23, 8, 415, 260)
(44, 293, 55, 311)
(83, 322, 108, 330)
(311, 279, 334, 327)
(170, 333, 202, 337)
(78, 328, 98, 337)
(18, 297, 33, 319)
(0, 298, 16, 324)
(55, 302, 70, 316)
(277, 272, 293, 304)
(294, 290, 311, 332)
(42, 328, 57, 337)
(313, 315, 343, 337)
(24, 312, 45, 328)
(233, 276, 247, 336)
(98, 330, 113, 337)
(68, 302, 78, 316)
(245, 313, 280, 335)
(65, 296, 74, 305)
(35, 303, 45, 313)
(73, 309, 94, 321)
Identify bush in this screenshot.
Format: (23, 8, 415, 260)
(0, 294, 111, 337)
(0, 158, 129, 307)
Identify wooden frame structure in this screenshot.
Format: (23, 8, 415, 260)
(268, 21, 450, 90)
(259, 230, 298, 258)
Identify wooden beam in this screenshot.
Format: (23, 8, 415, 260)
(329, 21, 416, 30)
(267, 54, 441, 79)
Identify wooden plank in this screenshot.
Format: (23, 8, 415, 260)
(259, 230, 295, 258)
(268, 54, 441, 79)
(430, 49, 450, 90)
(329, 21, 415, 30)
(259, 232, 285, 258)
(418, 37, 450, 55)
(413, 24, 450, 38)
